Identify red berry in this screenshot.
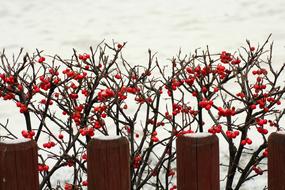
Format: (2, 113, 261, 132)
(38, 165, 43, 171)
(151, 136, 159, 142)
(43, 165, 49, 171)
(117, 43, 123, 49)
(21, 130, 29, 138)
(82, 181, 88, 186)
(58, 134, 64, 139)
(246, 138, 252, 145)
(38, 57, 45, 63)
(241, 140, 247, 145)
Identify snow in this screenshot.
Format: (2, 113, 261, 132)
(276, 131, 285, 135)
(95, 135, 122, 141)
(0, 138, 30, 144)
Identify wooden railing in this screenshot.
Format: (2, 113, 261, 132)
(0, 132, 284, 190)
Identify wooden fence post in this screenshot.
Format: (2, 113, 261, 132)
(87, 136, 130, 190)
(268, 132, 285, 190)
(0, 139, 39, 190)
(176, 133, 219, 190)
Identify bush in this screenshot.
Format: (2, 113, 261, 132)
(0, 36, 284, 189)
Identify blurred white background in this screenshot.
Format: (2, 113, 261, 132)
(0, 0, 285, 189)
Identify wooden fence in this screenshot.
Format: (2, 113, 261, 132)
(0, 132, 284, 190)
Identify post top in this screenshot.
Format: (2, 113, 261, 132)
(0, 138, 30, 144)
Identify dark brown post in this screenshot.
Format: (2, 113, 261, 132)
(176, 133, 219, 190)
(0, 139, 39, 190)
(87, 136, 130, 190)
(268, 132, 285, 190)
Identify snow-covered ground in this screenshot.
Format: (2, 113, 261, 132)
(1, 0, 285, 189)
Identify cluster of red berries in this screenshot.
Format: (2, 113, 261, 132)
(62, 69, 87, 81)
(185, 76, 195, 86)
(21, 130, 35, 139)
(231, 58, 241, 65)
(0, 74, 15, 84)
(93, 105, 108, 114)
(16, 102, 28, 113)
(236, 92, 245, 98)
(74, 72, 87, 81)
(79, 127, 94, 137)
(117, 86, 139, 101)
(0, 74, 17, 100)
(164, 78, 183, 96)
(186, 65, 212, 78)
(133, 154, 142, 168)
(69, 93, 79, 100)
(208, 124, 222, 134)
(220, 51, 242, 65)
(170, 185, 177, 190)
(64, 183, 73, 190)
(62, 68, 76, 78)
(151, 131, 159, 142)
(256, 118, 267, 126)
(39, 75, 51, 91)
(92, 120, 102, 129)
(125, 86, 140, 94)
(79, 53, 90, 61)
(97, 88, 115, 102)
(241, 138, 252, 145)
(198, 99, 213, 110)
(32, 85, 40, 94)
(253, 83, 266, 93)
(256, 127, 268, 135)
(38, 164, 49, 172)
(43, 141, 56, 149)
(0, 91, 15, 100)
(170, 79, 183, 91)
(249, 95, 280, 112)
(252, 69, 267, 75)
(220, 51, 233, 64)
(214, 64, 231, 79)
(226, 130, 240, 139)
(172, 103, 183, 116)
(218, 107, 236, 117)
(72, 111, 81, 126)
